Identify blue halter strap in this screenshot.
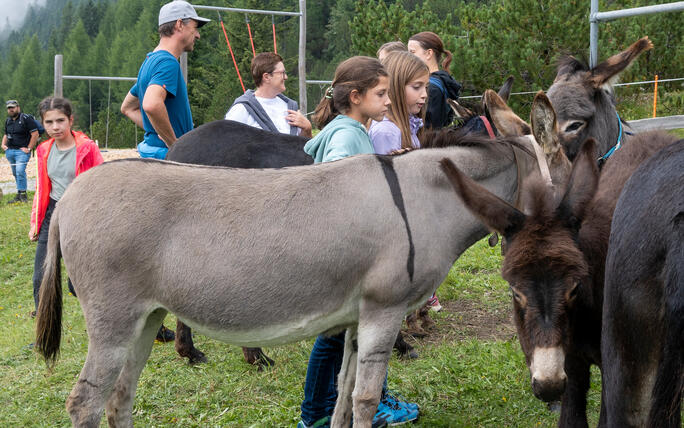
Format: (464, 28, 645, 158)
(597, 111, 624, 166)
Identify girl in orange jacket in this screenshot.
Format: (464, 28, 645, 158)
(29, 97, 103, 312)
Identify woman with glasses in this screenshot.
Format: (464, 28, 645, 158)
(225, 52, 312, 138)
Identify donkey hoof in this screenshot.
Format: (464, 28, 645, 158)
(187, 349, 208, 365)
(402, 349, 419, 359)
(405, 328, 428, 338)
(255, 355, 276, 371)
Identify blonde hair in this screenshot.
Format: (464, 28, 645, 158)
(312, 56, 387, 129)
(381, 51, 429, 149)
(377, 41, 407, 58)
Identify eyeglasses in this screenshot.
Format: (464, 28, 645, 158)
(270, 71, 287, 77)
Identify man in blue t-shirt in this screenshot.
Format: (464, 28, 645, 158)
(120, 0, 210, 160)
(119, 1, 210, 342)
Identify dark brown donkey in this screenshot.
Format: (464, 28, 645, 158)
(546, 37, 653, 162)
(440, 128, 680, 427)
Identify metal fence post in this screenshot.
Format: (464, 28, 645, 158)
(298, 0, 307, 114)
(54, 54, 63, 97)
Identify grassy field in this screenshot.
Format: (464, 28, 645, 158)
(0, 193, 602, 427)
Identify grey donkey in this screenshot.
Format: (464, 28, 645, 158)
(35, 128, 561, 427)
(547, 37, 653, 163)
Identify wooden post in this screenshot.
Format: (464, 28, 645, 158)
(54, 55, 63, 97)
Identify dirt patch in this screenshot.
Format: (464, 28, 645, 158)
(0, 148, 138, 182)
(405, 300, 516, 346)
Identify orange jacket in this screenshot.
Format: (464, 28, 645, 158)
(30, 131, 104, 234)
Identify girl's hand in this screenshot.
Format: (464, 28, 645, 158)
(29, 225, 37, 241)
(389, 147, 413, 156)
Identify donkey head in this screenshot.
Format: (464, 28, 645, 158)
(446, 76, 518, 139)
(546, 37, 653, 161)
(440, 138, 600, 403)
(483, 88, 531, 137)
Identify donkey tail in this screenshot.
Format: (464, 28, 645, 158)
(35, 207, 63, 368)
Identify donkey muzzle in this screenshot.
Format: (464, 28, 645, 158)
(530, 346, 567, 402)
(532, 376, 566, 402)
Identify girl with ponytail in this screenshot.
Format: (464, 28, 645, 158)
(305, 56, 390, 162)
(408, 31, 462, 129)
(300, 57, 420, 427)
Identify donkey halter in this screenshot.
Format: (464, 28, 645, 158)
(597, 111, 625, 167)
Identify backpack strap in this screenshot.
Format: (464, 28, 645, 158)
(429, 76, 446, 96)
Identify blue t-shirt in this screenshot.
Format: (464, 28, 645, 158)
(131, 50, 193, 149)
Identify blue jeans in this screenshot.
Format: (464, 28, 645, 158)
(5, 148, 30, 191)
(300, 331, 389, 425)
(301, 332, 345, 425)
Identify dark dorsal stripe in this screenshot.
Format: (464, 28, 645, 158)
(376, 156, 415, 282)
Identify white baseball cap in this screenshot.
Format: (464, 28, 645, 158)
(159, 1, 211, 27)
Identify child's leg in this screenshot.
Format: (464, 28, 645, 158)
(300, 331, 345, 425)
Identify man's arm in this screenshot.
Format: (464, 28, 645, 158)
(141, 84, 177, 147)
(24, 130, 39, 152)
(120, 91, 144, 129)
(1, 134, 7, 151)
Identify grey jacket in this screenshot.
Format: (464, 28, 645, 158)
(230, 90, 299, 135)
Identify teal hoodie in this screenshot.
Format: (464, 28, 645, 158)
(304, 115, 375, 163)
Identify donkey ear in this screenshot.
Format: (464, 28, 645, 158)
(530, 91, 562, 156)
(589, 37, 653, 88)
(483, 89, 531, 137)
(440, 158, 526, 240)
(497, 76, 514, 103)
(447, 98, 473, 120)
(557, 138, 599, 230)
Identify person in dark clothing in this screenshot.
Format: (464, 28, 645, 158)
(408, 32, 462, 130)
(2, 100, 40, 203)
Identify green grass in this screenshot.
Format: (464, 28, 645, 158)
(0, 193, 601, 427)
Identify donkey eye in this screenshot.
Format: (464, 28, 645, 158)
(565, 121, 585, 133)
(567, 281, 580, 301)
(511, 287, 527, 307)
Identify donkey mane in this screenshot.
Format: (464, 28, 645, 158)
(421, 127, 534, 158)
(556, 55, 590, 75)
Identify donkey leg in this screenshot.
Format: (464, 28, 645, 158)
(352, 306, 406, 428)
(66, 313, 143, 427)
(557, 355, 590, 428)
(330, 327, 357, 428)
(174, 320, 207, 365)
(242, 347, 275, 370)
(417, 302, 436, 331)
(105, 309, 166, 427)
(393, 331, 418, 359)
(405, 310, 427, 337)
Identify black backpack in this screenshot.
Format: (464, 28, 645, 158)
(24, 113, 46, 136)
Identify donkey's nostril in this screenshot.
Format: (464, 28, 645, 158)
(531, 376, 566, 403)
